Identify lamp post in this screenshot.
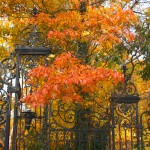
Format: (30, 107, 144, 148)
(22, 110, 36, 131)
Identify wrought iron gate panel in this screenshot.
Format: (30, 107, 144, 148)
(111, 101, 139, 150)
(15, 94, 111, 149)
(13, 54, 50, 150)
(139, 105, 150, 150)
(41, 99, 111, 150)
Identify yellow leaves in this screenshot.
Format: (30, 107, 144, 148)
(48, 54, 55, 59)
(145, 7, 150, 23)
(136, 78, 150, 99)
(69, 0, 81, 9)
(111, 0, 130, 4)
(0, 46, 9, 60)
(0, 18, 14, 59)
(122, 0, 130, 2)
(101, 41, 113, 51)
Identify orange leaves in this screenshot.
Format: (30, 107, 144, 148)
(24, 52, 124, 107)
(41, 2, 137, 52)
(47, 11, 82, 41)
(48, 29, 79, 42)
(86, 4, 137, 43)
(53, 52, 80, 68)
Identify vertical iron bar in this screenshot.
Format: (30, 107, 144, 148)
(70, 131, 75, 149)
(119, 123, 122, 150)
(63, 130, 65, 149)
(79, 131, 81, 150)
(42, 105, 48, 149)
(111, 102, 115, 150)
(49, 101, 53, 150)
(56, 131, 58, 150)
(109, 126, 111, 150)
(140, 112, 144, 150)
(48, 106, 50, 150)
(42, 57, 49, 150)
(131, 124, 133, 149)
(4, 95, 11, 150)
(86, 129, 88, 150)
(136, 103, 140, 150)
(125, 129, 127, 150)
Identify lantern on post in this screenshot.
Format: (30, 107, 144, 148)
(22, 110, 36, 131)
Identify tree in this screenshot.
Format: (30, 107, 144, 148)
(0, 0, 140, 103)
(0, 0, 149, 104)
(0, 0, 150, 149)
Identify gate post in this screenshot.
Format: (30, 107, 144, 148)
(111, 65, 140, 150)
(10, 30, 51, 149)
(9, 8, 52, 149)
(111, 95, 140, 150)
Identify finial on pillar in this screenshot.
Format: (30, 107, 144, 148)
(33, 7, 39, 16)
(122, 65, 127, 76)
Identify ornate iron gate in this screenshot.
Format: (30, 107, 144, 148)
(0, 21, 150, 150)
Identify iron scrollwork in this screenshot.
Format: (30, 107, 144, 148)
(0, 54, 16, 149)
(44, 98, 111, 150)
(16, 25, 49, 48)
(140, 110, 150, 149)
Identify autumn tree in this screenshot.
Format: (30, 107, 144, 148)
(0, 0, 149, 102)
